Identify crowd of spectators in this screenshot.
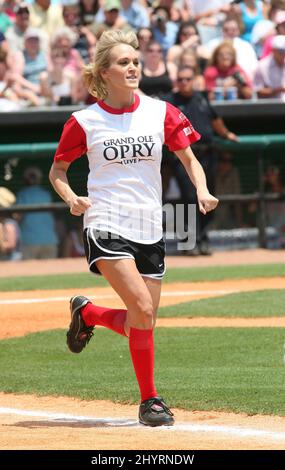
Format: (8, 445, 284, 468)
(1, 0, 285, 256)
(1, 0, 285, 109)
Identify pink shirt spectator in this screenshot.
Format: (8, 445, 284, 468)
(204, 64, 251, 91)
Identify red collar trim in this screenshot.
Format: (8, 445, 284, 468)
(97, 94, 140, 114)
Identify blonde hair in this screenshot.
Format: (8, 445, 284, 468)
(83, 29, 139, 100)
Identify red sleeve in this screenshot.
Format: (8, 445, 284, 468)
(164, 101, 201, 152)
(54, 116, 87, 162)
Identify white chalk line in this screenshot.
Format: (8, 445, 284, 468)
(0, 290, 237, 305)
(0, 406, 285, 441)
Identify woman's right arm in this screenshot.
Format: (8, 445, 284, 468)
(49, 160, 92, 216)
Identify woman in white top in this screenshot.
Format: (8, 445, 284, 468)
(49, 29, 218, 427)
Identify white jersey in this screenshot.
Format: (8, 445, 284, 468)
(54, 94, 200, 243)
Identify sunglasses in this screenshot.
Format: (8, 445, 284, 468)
(177, 77, 193, 82)
(147, 48, 162, 53)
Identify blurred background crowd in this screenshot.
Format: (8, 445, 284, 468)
(1, 0, 285, 260)
(1, 0, 285, 109)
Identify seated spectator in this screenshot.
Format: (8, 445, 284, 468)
(232, 0, 267, 43)
(186, 0, 233, 44)
(150, 6, 179, 55)
(62, 0, 96, 63)
(212, 151, 243, 229)
(50, 27, 85, 75)
(40, 46, 77, 105)
(19, 27, 48, 94)
(167, 20, 208, 67)
(79, 0, 100, 26)
(29, 0, 64, 39)
(5, 2, 31, 54)
(139, 40, 176, 98)
(137, 26, 153, 61)
(178, 48, 206, 91)
(0, 187, 21, 261)
(261, 10, 285, 57)
(204, 41, 253, 100)
(16, 166, 58, 260)
(253, 34, 285, 99)
(89, 0, 132, 39)
(157, 0, 191, 23)
(0, 47, 39, 108)
(204, 17, 258, 79)
(120, 0, 150, 30)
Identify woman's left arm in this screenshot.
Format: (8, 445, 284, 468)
(174, 146, 219, 214)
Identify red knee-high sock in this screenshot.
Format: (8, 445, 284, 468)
(81, 303, 127, 336)
(129, 327, 157, 403)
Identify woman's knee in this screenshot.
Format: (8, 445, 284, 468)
(128, 297, 155, 328)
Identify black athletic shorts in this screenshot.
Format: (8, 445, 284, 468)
(83, 228, 166, 280)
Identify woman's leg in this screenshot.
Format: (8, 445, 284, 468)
(95, 258, 158, 332)
(142, 276, 162, 329)
(67, 257, 173, 425)
(95, 258, 157, 400)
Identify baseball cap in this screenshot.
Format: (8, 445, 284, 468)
(271, 34, 285, 51)
(14, 2, 29, 14)
(103, 0, 121, 12)
(275, 11, 285, 25)
(24, 27, 41, 40)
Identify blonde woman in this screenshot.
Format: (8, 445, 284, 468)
(49, 29, 218, 427)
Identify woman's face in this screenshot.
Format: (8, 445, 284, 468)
(55, 37, 72, 56)
(216, 47, 235, 70)
(145, 43, 163, 61)
(179, 26, 197, 42)
(102, 44, 141, 92)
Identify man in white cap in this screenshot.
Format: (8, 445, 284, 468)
(253, 35, 285, 100)
(5, 3, 31, 53)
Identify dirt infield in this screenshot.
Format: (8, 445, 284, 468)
(1, 249, 285, 277)
(1, 254, 285, 450)
(1, 277, 285, 339)
(1, 393, 285, 450)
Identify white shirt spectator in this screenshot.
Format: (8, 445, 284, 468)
(187, 0, 232, 16)
(253, 48, 285, 101)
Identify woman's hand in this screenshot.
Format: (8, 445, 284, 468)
(69, 196, 92, 216)
(197, 189, 219, 215)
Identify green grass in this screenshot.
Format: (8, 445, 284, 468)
(159, 289, 285, 318)
(0, 328, 285, 415)
(1, 263, 285, 292)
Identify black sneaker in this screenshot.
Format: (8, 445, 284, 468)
(66, 296, 94, 353)
(139, 397, 174, 427)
